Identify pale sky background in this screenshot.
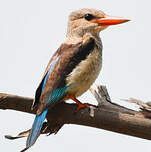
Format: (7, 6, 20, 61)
(0, 0, 151, 151)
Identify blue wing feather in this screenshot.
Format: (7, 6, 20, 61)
(42, 56, 60, 91)
(32, 55, 60, 108)
(21, 56, 64, 151)
(45, 86, 70, 107)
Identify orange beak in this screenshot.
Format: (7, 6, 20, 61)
(94, 15, 130, 26)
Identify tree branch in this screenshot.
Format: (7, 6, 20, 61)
(1, 86, 151, 141)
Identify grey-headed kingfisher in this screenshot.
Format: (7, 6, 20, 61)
(21, 8, 130, 151)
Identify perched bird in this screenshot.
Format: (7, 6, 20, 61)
(21, 8, 130, 151)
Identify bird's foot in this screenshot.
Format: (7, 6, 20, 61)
(75, 102, 97, 112)
(70, 95, 97, 112)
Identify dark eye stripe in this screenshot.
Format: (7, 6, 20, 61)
(84, 13, 94, 21)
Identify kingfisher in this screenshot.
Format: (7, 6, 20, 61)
(21, 8, 130, 151)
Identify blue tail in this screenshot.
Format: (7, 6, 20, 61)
(21, 86, 70, 152)
(21, 109, 48, 151)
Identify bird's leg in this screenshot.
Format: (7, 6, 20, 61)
(70, 95, 97, 112)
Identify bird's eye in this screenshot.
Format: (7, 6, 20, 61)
(84, 13, 94, 21)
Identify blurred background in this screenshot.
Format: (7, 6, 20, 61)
(0, 0, 151, 151)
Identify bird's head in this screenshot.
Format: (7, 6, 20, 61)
(66, 8, 130, 40)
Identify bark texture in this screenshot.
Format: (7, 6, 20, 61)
(1, 86, 151, 140)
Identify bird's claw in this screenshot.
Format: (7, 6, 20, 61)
(75, 103, 97, 112)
